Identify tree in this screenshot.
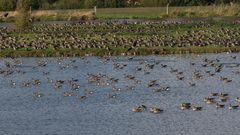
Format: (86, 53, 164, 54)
(15, 0, 31, 30)
(1, 0, 239, 11)
(28, 0, 41, 9)
(84, 0, 97, 8)
(55, 0, 83, 9)
(0, 0, 16, 11)
(116, 0, 125, 7)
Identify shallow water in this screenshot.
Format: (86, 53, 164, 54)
(0, 53, 240, 135)
(1, 17, 240, 28)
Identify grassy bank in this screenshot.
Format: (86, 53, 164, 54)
(1, 46, 240, 57)
(0, 4, 240, 22)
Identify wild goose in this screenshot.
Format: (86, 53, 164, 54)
(216, 103, 225, 109)
(192, 105, 202, 111)
(179, 103, 191, 110)
(149, 107, 163, 114)
(229, 104, 239, 110)
(204, 97, 215, 104)
(132, 105, 147, 113)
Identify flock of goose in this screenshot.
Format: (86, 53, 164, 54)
(130, 56, 240, 114)
(1, 53, 240, 115)
(0, 19, 240, 118)
(1, 19, 240, 134)
(0, 20, 239, 50)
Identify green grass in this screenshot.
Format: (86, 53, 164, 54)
(94, 7, 165, 19)
(96, 5, 240, 19)
(1, 46, 240, 57)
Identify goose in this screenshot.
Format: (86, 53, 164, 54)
(216, 103, 225, 109)
(149, 107, 163, 114)
(179, 103, 191, 110)
(132, 105, 147, 113)
(229, 104, 239, 110)
(192, 105, 202, 111)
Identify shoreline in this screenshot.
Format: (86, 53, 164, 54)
(1, 46, 239, 57)
(1, 16, 240, 26)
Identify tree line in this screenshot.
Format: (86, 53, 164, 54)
(0, 0, 239, 11)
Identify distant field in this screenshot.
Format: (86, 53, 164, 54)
(0, 4, 240, 22)
(96, 5, 240, 19)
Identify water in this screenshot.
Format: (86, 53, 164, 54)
(0, 53, 240, 135)
(1, 17, 240, 28)
(0, 21, 72, 28)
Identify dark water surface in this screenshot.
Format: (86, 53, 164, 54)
(0, 53, 240, 135)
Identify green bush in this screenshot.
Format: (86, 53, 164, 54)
(177, 12, 188, 17)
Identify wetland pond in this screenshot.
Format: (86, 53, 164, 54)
(0, 53, 240, 135)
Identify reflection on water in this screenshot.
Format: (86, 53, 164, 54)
(0, 53, 240, 135)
